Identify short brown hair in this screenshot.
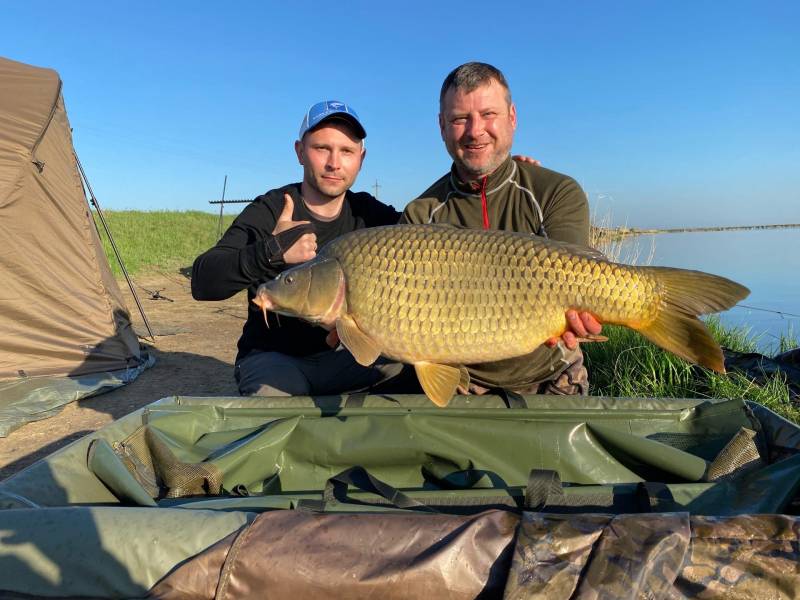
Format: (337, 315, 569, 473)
(439, 62, 512, 110)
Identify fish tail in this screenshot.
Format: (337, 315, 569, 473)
(634, 268, 749, 373)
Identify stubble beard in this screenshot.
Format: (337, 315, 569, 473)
(454, 148, 508, 180)
(448, 133, 511, 180)
(307, 173, 349, 202)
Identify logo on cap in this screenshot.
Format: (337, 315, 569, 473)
(299, 100, 366, 140)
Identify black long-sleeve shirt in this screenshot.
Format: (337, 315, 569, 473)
(192, 183, 400, 362)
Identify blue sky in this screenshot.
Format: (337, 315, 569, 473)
(3, 1, 798, 228)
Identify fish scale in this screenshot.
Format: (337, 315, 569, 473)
(255, 224, 749, 406)
(324, 226, 652, 364)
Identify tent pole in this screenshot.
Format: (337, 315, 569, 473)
(75, 153, 156, 342)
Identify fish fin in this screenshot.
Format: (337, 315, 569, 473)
(636, 268, 750, 373)
(638, 312, 728, 373)
(458, 366, 471, 390)
(455, 366, 471, 395)
(645, 266, 750, 316)
(576, 334, 608, 343)
(336, 314, 382, 366)
(414, 362, 461, 407)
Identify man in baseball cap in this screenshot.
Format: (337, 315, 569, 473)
(192, 100, 403, 397)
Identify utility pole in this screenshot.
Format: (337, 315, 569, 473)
(372, 179, 381, 200)
(217, 175, 227, 239)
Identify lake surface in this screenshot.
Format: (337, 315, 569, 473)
(619, 229, 799, 352)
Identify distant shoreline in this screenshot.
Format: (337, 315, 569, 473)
(599, 223, 800, 238)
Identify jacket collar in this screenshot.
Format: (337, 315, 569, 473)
(449, 155, 515, 195)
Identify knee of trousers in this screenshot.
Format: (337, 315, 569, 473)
(236, 353, 311, 397)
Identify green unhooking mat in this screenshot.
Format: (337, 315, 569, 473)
(1, 394, 799, 598)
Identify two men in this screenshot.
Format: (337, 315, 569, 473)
(193, 63, 600, 398)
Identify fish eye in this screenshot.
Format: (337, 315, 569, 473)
(285, 275, 294, 284)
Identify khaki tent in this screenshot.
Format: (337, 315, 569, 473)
(0, 56, 151, 436)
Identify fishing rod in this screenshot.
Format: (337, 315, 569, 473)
(734, 304, 800, 320)
(75, 153, 156, 342)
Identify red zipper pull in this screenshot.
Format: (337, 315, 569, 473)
(480, 175, 489, 229)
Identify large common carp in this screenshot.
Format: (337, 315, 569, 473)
(254, 224, 749, 407)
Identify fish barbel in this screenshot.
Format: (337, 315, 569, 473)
(254, 224, 749, 407)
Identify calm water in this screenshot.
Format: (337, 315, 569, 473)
(620, 229, 800, 351)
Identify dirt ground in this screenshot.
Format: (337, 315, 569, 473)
(0, 270, 247, 481)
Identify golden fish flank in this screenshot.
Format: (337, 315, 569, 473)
(254, 224, 749, 407)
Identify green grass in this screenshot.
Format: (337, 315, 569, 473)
(94, 210, 798, 423)
(584, 318, 799, 423)
(93, 210, 236, 276)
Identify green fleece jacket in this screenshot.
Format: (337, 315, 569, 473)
(400, 156, 591, 389)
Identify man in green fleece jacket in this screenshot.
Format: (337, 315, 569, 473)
(401, 62, 602, 395)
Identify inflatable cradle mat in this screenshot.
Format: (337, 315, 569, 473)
(1, 394, 799, 598)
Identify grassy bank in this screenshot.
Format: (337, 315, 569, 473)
(584, 319, 799, 422)
(96, 210, 797, 423)
(93, 210, 236, 277)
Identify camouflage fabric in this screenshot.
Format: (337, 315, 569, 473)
(467, 348, 589, 396)
(505, 512, 800, 599)
(675, 514, 800, 599)
(504, 513, 612, 598)
(527, 347, 588, 396)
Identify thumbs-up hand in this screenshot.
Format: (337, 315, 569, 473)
(272, 193, 317, 264)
